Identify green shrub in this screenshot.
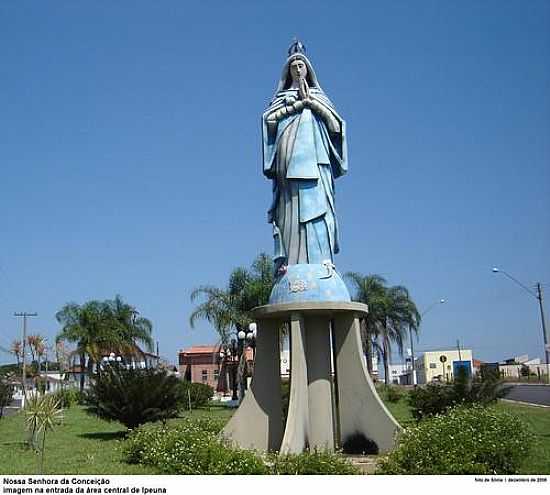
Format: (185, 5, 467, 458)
(269, 451, 360, 475)
(408, 383, 452, 420)
(179, 381, 214, 410)
(383, 385, 403, 403)
(377, 405, 534, 474)
(123, 418, 360, 475)
(0, 378, 14, 419)
(52, 388, 82, 409)
(408, 371, 511, 420)
(123, 418, 267, 474)
(85, 365, 185, 429)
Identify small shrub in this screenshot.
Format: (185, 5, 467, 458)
(377, 405, 534, 475)
(269, 451, 360, 475)
(342, 432, 379, 455)
(24, 393, 64, 472)
(179, 381, 214, 410)
(0, 378, 14, 419)
(85, 365, 185, 429)
(383, 385, 403, 403)
(123, 418, 360, 475)
(408, 371, 511, 420)
(52, 388, 82, 409)
(408, 383, 452, 420)
(123, 418, 267, 474)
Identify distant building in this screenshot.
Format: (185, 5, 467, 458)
(498, 354, 548, 379)
(415, 349, 473, 384)
(178, 345, 254, 395)
(386, 363, 410, 385)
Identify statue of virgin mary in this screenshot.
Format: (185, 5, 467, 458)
(263, 41, 348, 280)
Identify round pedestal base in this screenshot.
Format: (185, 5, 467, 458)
(269, 263, 351, 304)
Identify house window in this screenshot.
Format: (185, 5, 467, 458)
(201, 370, 208, 382)
(429, 363, 437, 369)
(214, 369, 219, 381)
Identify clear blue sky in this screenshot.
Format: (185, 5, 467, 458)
(1, 1, 549, 366)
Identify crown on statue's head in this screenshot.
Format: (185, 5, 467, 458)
(288, 38, 306, 57)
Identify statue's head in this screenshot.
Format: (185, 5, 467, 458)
(289, 57, 308, 85)
(274, 40, 322, 94)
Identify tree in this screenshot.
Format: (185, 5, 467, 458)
(56, 297, 155, 391)
(106, 295, 154, 359)
(26, 335, 37, 364)
(190, 253, 274, 337)
(190, 253, 274, 398)
(346, 273, 420, 385)
(10, 340, 22, 367)
(55, 300, 121, 392)
(377, 285, 421, 385)
(27, 335, 46, 376)
(345, 273, 387, 376)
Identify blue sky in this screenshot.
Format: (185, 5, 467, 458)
(1, 0, 549, 366)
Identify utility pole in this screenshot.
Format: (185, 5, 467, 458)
(492, 269, 550, 384)
(14, 312, 37, 399)
(456, 339, 462, 361)
(536, 283, 549, 383)
(408, 325, 416, 385)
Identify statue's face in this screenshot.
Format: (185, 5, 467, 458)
(290, 59, 308, 83)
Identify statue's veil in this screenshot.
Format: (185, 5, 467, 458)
(274, 53, 323, 95)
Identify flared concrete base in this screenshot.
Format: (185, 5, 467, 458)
(221, 302, 401, 454)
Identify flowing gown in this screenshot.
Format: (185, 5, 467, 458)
(262, 88, 348, 270)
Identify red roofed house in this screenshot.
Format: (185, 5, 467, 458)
(178, 345, 255, 396)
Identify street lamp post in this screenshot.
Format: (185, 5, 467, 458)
(409, 298, 446, 385)
(220, 325, 258, 402)
(236, 323, 257, 400)
(492, 267, 550, 383)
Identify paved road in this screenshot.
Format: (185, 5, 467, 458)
(1, 406, 19, 417)
(504, 384, 550, 406)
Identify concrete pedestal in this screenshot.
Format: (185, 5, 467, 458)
(221, 301, 400, 454)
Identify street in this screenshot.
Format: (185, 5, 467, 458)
(504, 384, 550, 407)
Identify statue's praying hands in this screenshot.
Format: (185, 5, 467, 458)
(267, 58, 340, 133)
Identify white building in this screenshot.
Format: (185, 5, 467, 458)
(387, 363, 409, 385)
(498, 354, 548, 379)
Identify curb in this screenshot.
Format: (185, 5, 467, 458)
(501, 398, 550, 409)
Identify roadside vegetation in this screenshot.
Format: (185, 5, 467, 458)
(0, 388, 547, 475)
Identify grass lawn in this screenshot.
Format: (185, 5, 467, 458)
(496, 402, 550, 475)
(1, 394, 547, 475)
(0, 405, 234, 475)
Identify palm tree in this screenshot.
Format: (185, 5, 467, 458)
(26, 335, 37, 364)
(55, 301, 119, 392)
(190, 253, 274, 398)
(36, 338, 46, 374)
(10, 340, 22, 367)
(190, 253, 274, 338)
(346, 273, 421, 385)
(106, 295, 154, 363)
(377, 285, 420, 385)
(345, 273, 388, 375)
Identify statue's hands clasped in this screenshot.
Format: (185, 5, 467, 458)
(267, 75, 340, 133)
